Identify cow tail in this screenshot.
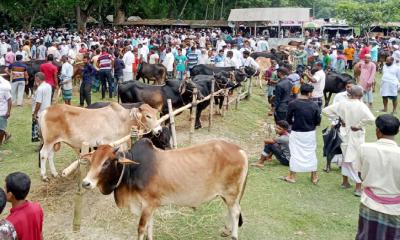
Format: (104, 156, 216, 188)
(238, 151, 249, 227)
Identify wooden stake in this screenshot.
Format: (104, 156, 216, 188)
(235, 85, 243, 109)
(73, 142, 89, 232)
(208, 79, 215, 132)
(167, 99, 178, 149)
(247, 77, 253, 98)
(225, 89, 229, 111)
(189, 88, 198, 144)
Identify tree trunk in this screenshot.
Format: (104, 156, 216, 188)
(114, 0, 125, 25)
(178, 0, 189, 19)
(212, 2, 216, 20)
(76, 5, 88, 33)
(220, 0, 224, 20)
(204, 1, 209, 20)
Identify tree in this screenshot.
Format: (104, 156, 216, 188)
(335, 0, 382, 39)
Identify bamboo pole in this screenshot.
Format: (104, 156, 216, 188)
(167, 99, 178, 149)
(225, 89, 229, 112)
(208, 79, 215, 132)
(221, 89, 229, 117)
(235, 85, 243, 109)
(73, 142, 89, 232)
(247, 77, 253, 98)
(189, 88, 198, 144)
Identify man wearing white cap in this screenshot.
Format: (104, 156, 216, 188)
(392, 45, 400, 66)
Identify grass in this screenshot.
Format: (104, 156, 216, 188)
(0, 75, 399, 240)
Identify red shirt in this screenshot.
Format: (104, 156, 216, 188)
(6, 201, 43, 240)
(359, 47, 370, 60)
(40, 62, 58, 87)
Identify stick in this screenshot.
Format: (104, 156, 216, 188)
(73, 142, 89, 232)
(167, 99, 178, 149)
(247, 77, 252, 98)
(189, 88, 198, 145)
(235, 85, 243, 110)
(208, 79, 215, 132)
(62, 160, 80, 177)
(224, 89, 229, 112)
(109, 135, 131, 147)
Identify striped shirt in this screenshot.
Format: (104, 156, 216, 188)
(186, 52, 198, 70)
(97, 53, 113, 70)
(8, 61, 28, 82)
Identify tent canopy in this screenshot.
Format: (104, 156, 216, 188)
(228, 8, 310, 22)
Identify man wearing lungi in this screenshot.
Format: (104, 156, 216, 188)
(281, 84, 321, 184)
(322, 85, 375, 196)
(356, 114, 400, 240)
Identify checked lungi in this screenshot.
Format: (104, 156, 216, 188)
(356, 203, 400, 240)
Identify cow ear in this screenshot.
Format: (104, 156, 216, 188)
(118, 157, 139, 165)
(113, 146, 120, 154)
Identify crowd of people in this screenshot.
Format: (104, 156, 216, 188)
(0, 26, 399, 239)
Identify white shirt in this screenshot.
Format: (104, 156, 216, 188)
(257, 40, 269, 52)
(34, 82, 52, 115)
(216, 40, 226, 52)
(122, 51, 135, 73)
(0, 42, 7, 56)
(0, 76, 11, 116)
(139, 46, 149, 63)
(392, 50, 400, 64)
(224, 57, 239, 69)
(149, 53, 159, 64)
(162, 52, 175, 72)
(61, 62, 73, 90)
(381, 64, 400, 97)
(242, 57, 259, 70)
(360, 139, 400, 215)
(311, 69, 326, 98)
(333, 91, 349, 104)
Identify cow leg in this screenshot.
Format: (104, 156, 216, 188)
(39, 145, 52, 181)
(48, 150, 59, 178)
(137, 207, 154, 240)
(195, 107, 203, 129)
(146, 214, 154, 240)
(228, 201, 241, 240)
(325, 92, 332, 107)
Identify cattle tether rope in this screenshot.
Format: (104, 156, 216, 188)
(130, 108, 153, 136)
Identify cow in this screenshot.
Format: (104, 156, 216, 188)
(136, 62, 167, 85)
(81, 138, 248, 240)
(39, 103, 162, 181)
(255, 57, 272, 88)
(118, 80, 192, 115)
(190, 64, 235, 77)
(250, 50, 289, 65)
(87, 102, 172, 150)
(183, 73, 237, 129)
(287, 40, 304, 47)
(323, 72, 355, 106)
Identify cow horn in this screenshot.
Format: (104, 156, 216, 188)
(113, 146, 120, 154)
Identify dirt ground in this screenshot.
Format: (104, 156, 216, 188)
(27, 107, 266, 240)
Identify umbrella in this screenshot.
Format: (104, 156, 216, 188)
(304, 22, 321, 29)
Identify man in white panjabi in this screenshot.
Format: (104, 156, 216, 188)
(122, 46, 135, 82)
(322, 85, 375, 196)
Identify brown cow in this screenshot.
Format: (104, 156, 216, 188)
(255, 57, 272, 88)
(82, 139, 248, 240)
(39, 103, 162, 181)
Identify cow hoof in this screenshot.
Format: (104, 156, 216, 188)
(41, 176, 50, 182)
(52, 172, 59, 178)
(220, 226, 231, 237)
(195, 125, 202, 129)
(231, 237, 238, 240)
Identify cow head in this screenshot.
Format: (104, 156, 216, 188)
(82, 145, 138, 194)
(130, 104, 162, 135)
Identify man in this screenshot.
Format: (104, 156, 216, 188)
(214, 50, 225, 67)
(162, 47, 175, 80)
(36, 40, 47, 60)
(358, 54, 376, 108)
(197, 49, 209, 65)
(0, 76, 12, 145)
(174, 48, 187, 81)
(359, 42, 370, 61)
(31, 72, 52, 142)
(224, 51, 239, 69)
(333, 81, 355, 104)
(282, 84, 321, 184)
(5, 48, 15, 67)
(80, 55, 96, 107)
(186, 46, 199, 71)
(322, 85, 375, 196)
(5, 172, 43, 240)
(97, 47, 114, 99)
(344, 44, 355, 70)
(148, 49, 160, 64)
(216, 37, 226, 52)
(370, 42, 379, 63)
(265, 60, 279, 115)
(6, 55, 28, 106)
(39, 54, 58, 99)
(322, 50, 331, 71)
(274, 67, 292, 122)
(252, 120, 290, 168)
(380, 56, 400, 114)
(355, 114, 400, 240)
(0, 187, 17, 240)
(392, 45, 400, 66)
(294, 45, 308, 67)
(256, 37, 269, 52)
(60, 56, 73, 105)
(242, 50, 259, 72)
(122, 46, 135, 82)
(304, 62, 325, 109)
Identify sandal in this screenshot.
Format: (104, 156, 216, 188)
(279, 176, 296, 183)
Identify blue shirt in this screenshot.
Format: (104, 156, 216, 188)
(186, 52, 198, 70)
(370, 46, 379, 62)
(82, 64, 96, 84)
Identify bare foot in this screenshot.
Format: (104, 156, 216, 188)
(250, 162, 265, 168)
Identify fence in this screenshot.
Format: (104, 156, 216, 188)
(61, 75, 254, 232)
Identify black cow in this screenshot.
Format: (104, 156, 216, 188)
(183, 73, 235, 129)
(86, 102, 171, 150)
(250, 50, 288, 64)
(190, 64, 235, 77)
(118, 80, 192, 115)
(136, 62, 167, 85)
(324, 72, 354, 106)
